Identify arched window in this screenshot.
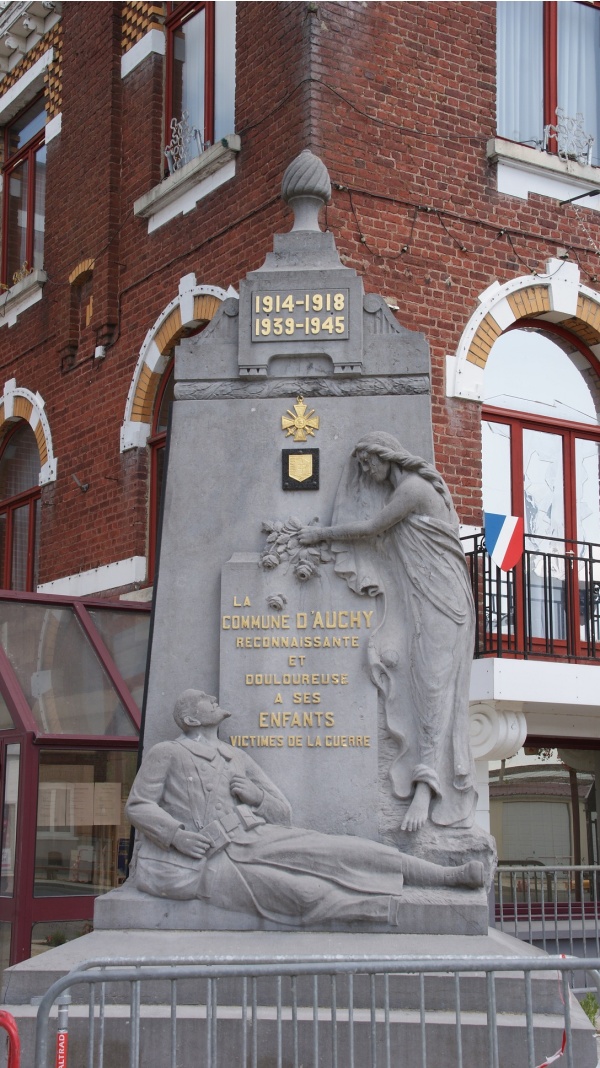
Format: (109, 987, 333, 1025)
(0, 421, 41, 590)
(481, 323, 600, 656)
(147, 362, 174, 583)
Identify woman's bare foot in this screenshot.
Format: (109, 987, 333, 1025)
(401, 782, 431, 831)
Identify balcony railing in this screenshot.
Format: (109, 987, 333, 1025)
(462, 533, 600, 662)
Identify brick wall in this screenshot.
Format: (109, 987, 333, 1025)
(0, 1, 598, 589)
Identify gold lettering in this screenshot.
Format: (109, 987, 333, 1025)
(338, 611, 348, 629)
(222, 616, 231, 629)
(274, 693, 283, 704)
(296, 613, 307, 629)
(362, 610, 374, 628)
(259, 713, 268, 727)
(313, 612, 324, 629)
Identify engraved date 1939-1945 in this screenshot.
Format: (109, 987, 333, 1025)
(252, 289, 349, 340)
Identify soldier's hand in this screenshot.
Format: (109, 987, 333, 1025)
(230, 775, 264, 807)
(172, 829, 211, 858)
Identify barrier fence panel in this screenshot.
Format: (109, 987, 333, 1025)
(32, 954, 600, 1068)
(495, 865, 600, 962)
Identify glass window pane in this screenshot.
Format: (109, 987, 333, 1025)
(523, 429, 565, 542)
(11, 502, 31, 591)
(483, 330, 598, 424)
(0, 690, 14, 731)
(87, 609, 150, 708)
(34, 750, 137, 897)
(0, 744, 20, 897)
(31, 920, 91, 956)
(171, 9, 205, 155)
(558, 2, 600, 167)
(6, 98, 45, 156)
(0, 422, 40, 498)
(497, 2, 543, 146)
(6, 157, 28, 283)
(576, 439, 600, 546)
(0, 922, 11, 972)
(33, 145, 46, 270)
(0, 602, 138, 736)
(32, 497, 40, 590)
(482, 420, 512, 515)
(214, 0, 235, 138)
(154, 369, 174, 434)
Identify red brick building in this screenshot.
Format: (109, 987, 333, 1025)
(0, 0, 597, 965)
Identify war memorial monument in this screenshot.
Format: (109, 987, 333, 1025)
(2, 152, 597, 1066)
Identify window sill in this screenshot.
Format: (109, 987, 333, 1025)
(134, 134, 240, 233)
(487, 138, 600, 210)
(0, 269, 47, 328)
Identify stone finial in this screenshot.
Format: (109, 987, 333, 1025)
(281, 149, 331, 232)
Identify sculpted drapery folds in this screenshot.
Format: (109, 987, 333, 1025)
(298, 432, 477, 833)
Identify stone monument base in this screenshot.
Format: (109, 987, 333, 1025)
(1, 928, 596, 1068)
(93, 881, 490, 935)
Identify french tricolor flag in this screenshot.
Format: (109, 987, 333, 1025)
(484, 513, 524, 571)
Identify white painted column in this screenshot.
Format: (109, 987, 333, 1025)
(469, 702, 528, 832)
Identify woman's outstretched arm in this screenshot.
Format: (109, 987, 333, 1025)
(299, 476, 424, 544)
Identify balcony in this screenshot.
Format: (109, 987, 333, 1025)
(463, 534, 600, 664)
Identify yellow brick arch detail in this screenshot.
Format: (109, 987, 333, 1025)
(466, 286, 552, 368)
(465, 282, 600, 369)
(0, 401, 48, 469)
(129, 293, 223, 432)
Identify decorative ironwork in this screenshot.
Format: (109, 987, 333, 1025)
(12, 261, 32, 285)
(463, 531, 600, 662)
(164, 111, 207, 174)
(543, 108, 594, 166)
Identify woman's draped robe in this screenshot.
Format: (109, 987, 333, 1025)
(330, 459, 477, 828)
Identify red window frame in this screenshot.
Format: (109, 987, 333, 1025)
(483, 319, 600, 539)
(0, 423, 41, 592)
(164, 1, 216, 163)
(541, 2, 600, 132)
(482, 321, 600, 659)
(147, 362, 174, 584)
(1, 96, 45, 288)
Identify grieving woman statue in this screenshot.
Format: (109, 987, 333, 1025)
(299, 432, 477, 833)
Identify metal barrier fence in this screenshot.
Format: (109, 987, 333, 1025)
(495, 865, 600, 960)
(33, 954, 600, 1068)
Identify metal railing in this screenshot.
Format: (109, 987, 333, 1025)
(495, 864, 600, 959)
(33, 953, 600, 1068)
(462, 532, 600, 662)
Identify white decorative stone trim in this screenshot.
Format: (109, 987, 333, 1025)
(134, 136, 240, 234)
(1, 379, 57, 484)
(37, 556, 147, 597)
(0, 269, 46, 328)
(0, 48, 52, 123)
(45, 112, 61, 143)
(120, 278, 229, 452)
(470, 657, 600, 740)
(469, 702, 527, 761)
(121, 28, 165, 79)
(487, 138, 600, 211)
(447, 258, 595, 400)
